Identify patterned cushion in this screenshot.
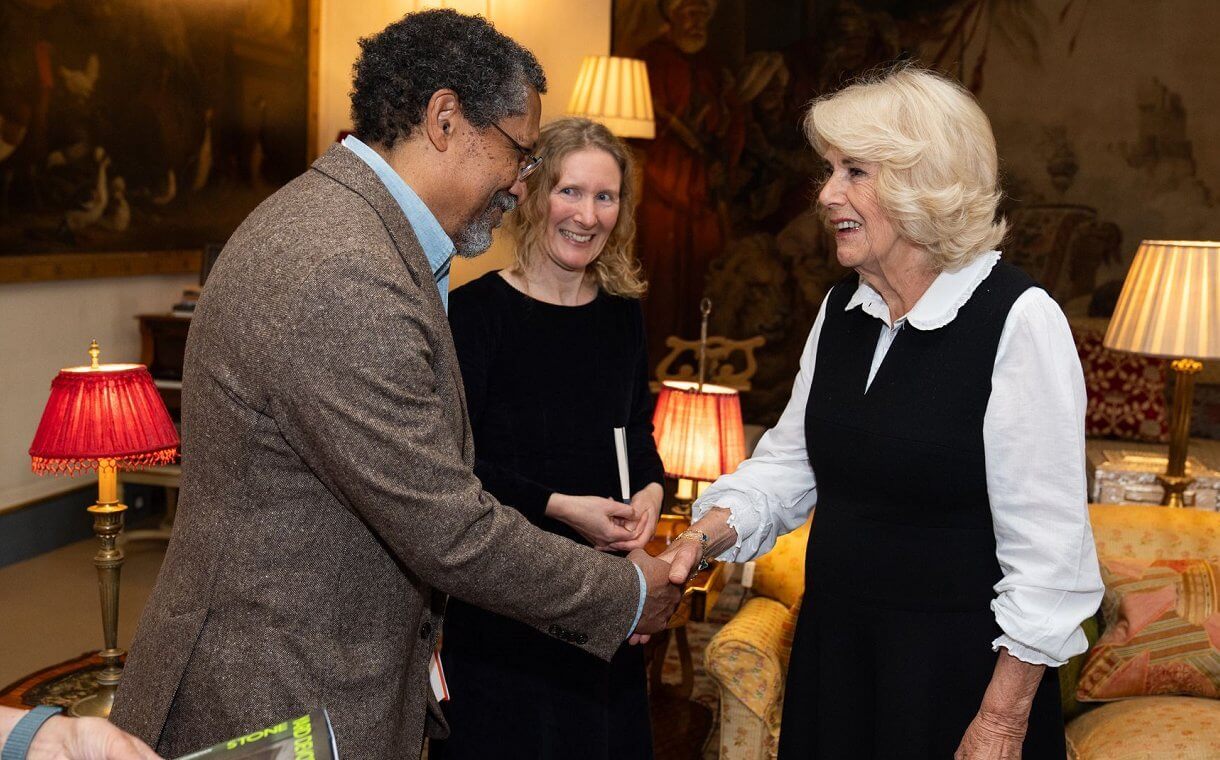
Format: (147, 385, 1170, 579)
(1089, 504, 1220, 560)
(1077, 557, 1220, 701)
(1072, 325, 1170, 443)
(1060, 614, 1101, 721)
(751, 518, 810, 609)
(1066, 696, 1220, 759)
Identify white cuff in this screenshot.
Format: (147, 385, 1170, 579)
(627, 562, 646, 638)
(693, 489, 764, 561)
(991, 634, 1069, 668)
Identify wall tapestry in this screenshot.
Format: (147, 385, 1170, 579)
(614, 0, 1220, 424)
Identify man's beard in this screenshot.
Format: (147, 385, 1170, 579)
(453, 190, 518, 258)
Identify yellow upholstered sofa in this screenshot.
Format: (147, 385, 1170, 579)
(704, 505, 1220, 760)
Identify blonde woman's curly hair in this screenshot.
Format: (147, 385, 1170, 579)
(804, 65, 1007, 271)
(506, 117, 646, 298)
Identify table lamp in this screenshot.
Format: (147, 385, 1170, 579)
(566, 55, 655, 139)
(652, 380, 746, 514)
(1104, 240, 1220, 507)
(28, 340, 180, 717)
(652, 298, 747, 513)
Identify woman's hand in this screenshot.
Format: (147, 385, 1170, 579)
(955, 647, 1044, 760)
(24, 714, 163, 760)
(608, 483, 663, 552)
(545, 493, 636, 551)
(954, 709, 1027, 759)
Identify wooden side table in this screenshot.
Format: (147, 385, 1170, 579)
(136, 314, 191, 422)
(128, 315, 188, 544)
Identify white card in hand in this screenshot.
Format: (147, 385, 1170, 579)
(614, 427, 631, 502)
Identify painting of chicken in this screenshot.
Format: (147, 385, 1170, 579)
(0, 0, 311, 258)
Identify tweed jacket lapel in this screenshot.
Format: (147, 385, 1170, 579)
(308, 143, 472, 460)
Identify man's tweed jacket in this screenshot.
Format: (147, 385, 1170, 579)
(110, 145, 641, 758)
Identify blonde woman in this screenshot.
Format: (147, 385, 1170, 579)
(660, 67, 1104, 758)
(433, 117, 662, 760)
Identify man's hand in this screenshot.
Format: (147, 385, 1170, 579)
(953, 710, 1027, 760)
(608, 483, 663, 553)
(627, 548, 682, 639)
(545, 493, 636, 551)
(26, 714, 163, 760)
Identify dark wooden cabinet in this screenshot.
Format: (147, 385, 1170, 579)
(137, 314, 191, 421)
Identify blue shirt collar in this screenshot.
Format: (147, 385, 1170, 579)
(340, 135, 455, 308)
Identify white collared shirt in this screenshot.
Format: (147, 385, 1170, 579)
(694, 251, 1104, 666)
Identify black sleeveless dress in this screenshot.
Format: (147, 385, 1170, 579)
(777, 263, 1066, 759)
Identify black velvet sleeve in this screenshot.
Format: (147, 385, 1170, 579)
(448, 280, 555, 522)
(625, 301, 666, 495)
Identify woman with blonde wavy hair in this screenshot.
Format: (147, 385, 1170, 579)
(433, 116, 661, 760)
(658, 66, 1103, 758)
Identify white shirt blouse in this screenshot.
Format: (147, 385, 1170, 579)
(693, 251, 1104, 666)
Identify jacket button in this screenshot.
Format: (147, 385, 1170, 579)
(548, 624, 562, 637)
(420, 620, 433, 640)
(575, 633, 588, 645)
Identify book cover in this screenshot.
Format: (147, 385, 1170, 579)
(175, 710, 338, 760)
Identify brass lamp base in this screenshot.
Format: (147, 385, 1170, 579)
(69, 681, 116, 718)
(668, 498, 693, 517)
(1160, 358, 1203, 508)
(73, 462, 128, 718)
(1157, 474, 1195, 509)
(69, 645, 124, 718)
(669, 477, 712, 516)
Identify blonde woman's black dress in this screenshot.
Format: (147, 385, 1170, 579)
(777, 265, 1066, 758)
(431, 271, 664, 760)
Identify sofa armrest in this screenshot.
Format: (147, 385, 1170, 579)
(705, 596, 790, 719)
(717, 690, 781, 760)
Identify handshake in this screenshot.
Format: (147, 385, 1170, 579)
(624, 534, 708, 644)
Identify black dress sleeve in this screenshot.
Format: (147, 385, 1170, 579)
(448, 277, 555, 522)
(624, 300, 666, 494)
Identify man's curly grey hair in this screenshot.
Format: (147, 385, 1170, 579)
(351, 9, 547, 149)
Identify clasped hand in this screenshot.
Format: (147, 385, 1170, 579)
(625, 533, 707, 645)
(546, 484, 662, 553)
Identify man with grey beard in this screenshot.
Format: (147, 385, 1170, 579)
(453, 188, 519, 261)
(110, 10, 682, 760)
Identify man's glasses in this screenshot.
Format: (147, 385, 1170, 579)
(490, 122, 543, 181)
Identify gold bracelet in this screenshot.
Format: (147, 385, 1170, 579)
(676, 528, 710, 577)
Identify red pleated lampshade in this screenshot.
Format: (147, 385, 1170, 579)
(29, 363, 180, 476)
(652, 380, 746, 482)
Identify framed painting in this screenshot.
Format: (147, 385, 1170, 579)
(0, 0, 319, 283)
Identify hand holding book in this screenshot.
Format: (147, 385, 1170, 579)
(174, 711, 337, 760)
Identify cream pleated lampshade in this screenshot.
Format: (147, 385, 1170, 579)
(566, 55, 655, 139)
(1104, 240, 1220, 360)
